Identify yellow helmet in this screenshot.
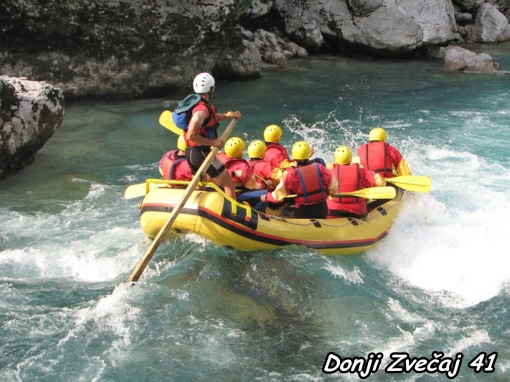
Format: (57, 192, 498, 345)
(177, 135, 187, 152)
(334, 146, 352, 164)
(248, 140, 267, 159)
(292, 141, 311, 161)
(225, 137, 246, 158)
(369, 127, 387, 142)
(263, 124, 283, 143)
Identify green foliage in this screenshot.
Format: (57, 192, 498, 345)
(235, 0, 252, 21)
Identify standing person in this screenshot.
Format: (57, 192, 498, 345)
(159, 135, 193, 182)
(247, 140, 275, 190)
(356, 127, 411, 178)
(327, 146, 386, 219)
(184, 72, 241, 200)
(261, 141, 337, 219)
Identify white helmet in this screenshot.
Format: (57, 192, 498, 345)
(193, 72, 215, 94)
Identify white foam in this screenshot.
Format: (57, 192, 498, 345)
(323, 262, 364, 284)
(368, 142, 510, 308)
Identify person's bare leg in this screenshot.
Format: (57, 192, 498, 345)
(213, 170, 237, 200)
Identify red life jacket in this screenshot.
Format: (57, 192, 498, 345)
(183, 99, 219, 147)
(217, 152, 252, 187)
(159, 150, 191, 181)
(264, 143, 290, 169)
(224, 157, 251, 186)
(248, 159, 272, 190)
(357, 142, 394, 177)
(331, 163, 360, 204)
(294, 163, 325, 205)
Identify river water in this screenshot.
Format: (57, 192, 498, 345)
(1, 43, 510, 381)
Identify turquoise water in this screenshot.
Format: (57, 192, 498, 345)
(1, 43, 510, 381)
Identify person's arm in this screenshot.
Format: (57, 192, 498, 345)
(216, 111, 242, 122)
(261, 177, 289, 202)
(327, 175, 338, 197)
(388, 145, 411, 176)
(320, 166, 337, 197)
(360, 168, 385, 187)
(396, 158, 411, 176)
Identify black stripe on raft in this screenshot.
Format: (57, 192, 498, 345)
(140, 204, 387, 249)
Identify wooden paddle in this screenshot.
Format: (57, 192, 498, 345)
(385, 175, 431, 193)
(127, 118, 237, 282)
(286, 186, 396, 200)
(159, 110, 184, 136)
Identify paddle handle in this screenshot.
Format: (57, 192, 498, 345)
(284, 186, 396, 200)
(127, 118, 238, 282)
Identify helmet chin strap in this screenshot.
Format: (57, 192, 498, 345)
(208, 87, 214, 99)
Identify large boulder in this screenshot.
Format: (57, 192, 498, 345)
(0, 76, 65, 179)
(274, 0, 459, 55)
(436, 45, 501, 71)
(465, 3, 510, 42)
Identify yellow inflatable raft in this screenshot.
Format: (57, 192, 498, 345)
(138, 179, 405, 256)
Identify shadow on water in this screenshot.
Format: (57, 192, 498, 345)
(154, 244, 330, 372)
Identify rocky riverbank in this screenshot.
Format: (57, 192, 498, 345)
(1, 0, 509, 100)
(1, 0, 508, 178)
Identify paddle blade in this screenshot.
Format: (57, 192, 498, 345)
(124, 182, 163, 199)
(159, 110, 184, 136)
(386, 175, 431, 193)
(124, 183, 146, 199)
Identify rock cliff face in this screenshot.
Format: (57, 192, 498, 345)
(0, 0, 239, 99)
(0, 76, 65, 179)
(1, 0, 509, 100)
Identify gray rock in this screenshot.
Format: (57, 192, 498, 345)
(455, 12, 473, 23)
(439, 46, 500, 71)
(453, 0, 484, 12)
(468, 3, 510, 42)
(253, 28, 309, 66)
(274, 0, 458, 55)
(0, 76, 65, 179)
(0, 0, 239, 99)
(348, 0, 384, 17)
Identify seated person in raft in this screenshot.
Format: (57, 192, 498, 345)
(260, 141, 337, 219)
(326, 145, 386, 219)
(217, 137, 270, 208)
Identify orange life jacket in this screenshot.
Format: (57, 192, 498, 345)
(264, 143, 290, 169)
(357, 142, 394, 177)
(223, 157, 251, 187)
(294, 163, 325, 205)
(159, 150, 191, 181)
(183, 100, 219, 147)
(331, 163, 360, 204)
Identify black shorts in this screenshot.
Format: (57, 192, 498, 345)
(294, 200, 328, 219)
(328, 209, 367, 219)
(186, 147, 226, 179)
